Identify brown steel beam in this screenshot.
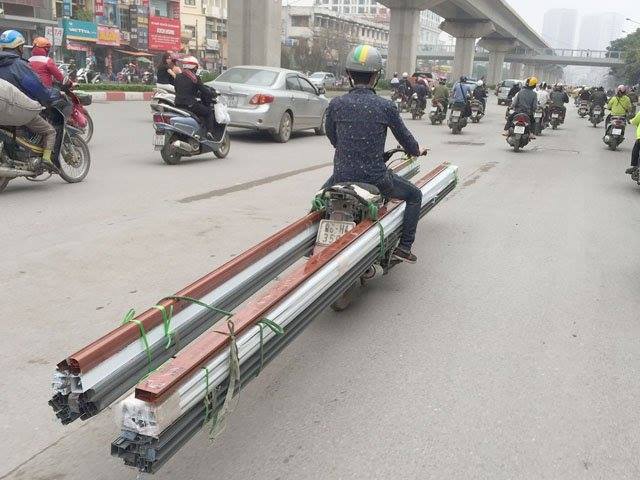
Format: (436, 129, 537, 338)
(135, 164, 448, 404)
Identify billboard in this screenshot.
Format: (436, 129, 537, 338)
(148, 16, 180, 51)
(97, 25, 120, 46)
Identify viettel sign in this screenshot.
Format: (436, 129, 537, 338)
(64, 19, 98, 42)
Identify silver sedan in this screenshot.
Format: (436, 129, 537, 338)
(207, 66, 330, 143)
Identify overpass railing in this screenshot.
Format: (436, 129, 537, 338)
(511, 47, 624, 60)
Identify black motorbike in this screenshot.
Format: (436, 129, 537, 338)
(506, 113, 532, 152)
(0, 104, 91, 193)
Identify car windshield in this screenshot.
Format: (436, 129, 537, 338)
(310, 73, 324, 79)
(216, 68, 279, 87)
(502, 81, 516, 88)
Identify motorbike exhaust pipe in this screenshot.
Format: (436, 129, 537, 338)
(361, 264, 385, 282)
(171, 140, 196, 153)
(0, 166, 33, 178)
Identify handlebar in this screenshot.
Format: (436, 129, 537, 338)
(384, 146, 429, 163)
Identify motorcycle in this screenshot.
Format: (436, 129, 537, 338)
(76, 67, 100, 84)
(549, 106, 565, 130)
(533, 106, 545, 136)
(589, 105, 604, 127)
(429, 100, 446, 125)
(64, 84, 94, 144)
(506, 113, 532, 152)
(505, 106, 515, 121)
(314, 147, 427, 311)
(603, 116, 626, 151)
(469, 99, 484, 123)
(409, 93, 425, 120)
(142, 70, 155, 85)
(0, 103, 91, 193)
(578, 100, 589, 118)
(448, 104, 467, 134)
(152, 89, 230, 164)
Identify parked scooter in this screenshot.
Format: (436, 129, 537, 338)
(506, 113, 532, 152)
(76, 66, 100, 84)
(142, 70, 155, 85)
(448, 104, 467, 134)
(603, 116, 626, 151)
(0, 102, 91, 193)
(429, 99, 446, 125)
(152, 96, 230, 164)
(469, 99, 484, 123)
(410, 93, 425, 120)
(589, 105, 604, 127)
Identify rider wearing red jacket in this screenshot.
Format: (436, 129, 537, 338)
(28, 37, 64, 88)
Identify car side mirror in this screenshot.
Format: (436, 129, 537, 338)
(317, 86, 326, 95)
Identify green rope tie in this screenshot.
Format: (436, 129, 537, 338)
(367, 202, 379, 221)
(375, 221, 385, 261)
(256, 318, 285, 374)
(152, 304, 175, 349)
(311, 195, 326, 212)
(121, 309, 153, 374)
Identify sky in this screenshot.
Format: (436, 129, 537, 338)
(507, 0, 637, 33)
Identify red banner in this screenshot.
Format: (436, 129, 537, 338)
(94, 0, 104, 16)
(148, 16, 181, 51)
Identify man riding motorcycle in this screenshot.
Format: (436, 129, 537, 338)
(174, 56, 216, 140)
(390, 72, 400, 92)
(0, 30, 57, 165)
(549, 83, 569, 119)
(432, 77, 449, 115)
(503, 76, 538, 136)
(451, 76, 472, 118)
(606, 85, 632, 126)
(413, 77, 428, 111)
(323, 45, 425, 263)
(473, 79, 487, 111)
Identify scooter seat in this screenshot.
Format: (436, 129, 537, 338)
(325, 182, 382, 204)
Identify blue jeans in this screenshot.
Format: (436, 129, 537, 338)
(322, 171, 422, 251)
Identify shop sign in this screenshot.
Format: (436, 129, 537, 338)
(62, 0, 72, 17)
(53, 27, 64, 47)
(64, 19, 98, 42)
(130, 5, 149, 51)
(44, 26, 53, 44)
(66, 40, 91, 52)
(94, 0, 104, 17)
(97, 25, 120, 46)
(148, 16, 180, 51)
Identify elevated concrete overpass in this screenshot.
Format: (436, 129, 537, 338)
(227, 0, 554, 87)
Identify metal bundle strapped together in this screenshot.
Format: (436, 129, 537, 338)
(49, 159, 421, 425)
(111, 164, 459, 473)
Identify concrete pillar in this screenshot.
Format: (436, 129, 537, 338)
(533, 64, 545, 81)
(509, 62, 522, 79)
(522, 64, 535, 78)
(386, 7, 421, 77)
(228, 0, 281, 67)
(440, 20, 496, 81)
(478, 38, 516, 86)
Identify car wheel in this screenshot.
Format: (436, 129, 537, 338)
(272, 111, 293, 143)
(315, 111, 327, 136)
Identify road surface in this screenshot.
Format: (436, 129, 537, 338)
(2, 97, 640, 480)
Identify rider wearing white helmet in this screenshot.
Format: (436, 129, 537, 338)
(174, 56, 217, 139)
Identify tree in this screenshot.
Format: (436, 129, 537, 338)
(609, 28, 640, 85)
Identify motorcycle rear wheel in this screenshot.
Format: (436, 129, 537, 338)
(59, 135, 91, 183)
(0, 177, 9, 193)
(161, 144, 182, 165)
(213, 132, 231, 159)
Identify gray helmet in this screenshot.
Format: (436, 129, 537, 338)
(345, 44, 383, 73)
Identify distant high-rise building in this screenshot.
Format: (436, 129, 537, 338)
(313, 0, 387, 16)
(577, 12, 625, 50)
(542, 9, 578, 49)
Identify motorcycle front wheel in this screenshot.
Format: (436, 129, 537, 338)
(59, 134, 91, 183)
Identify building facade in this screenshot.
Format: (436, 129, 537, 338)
(542, 8, 578, 49)
(577, 12, 625, 51)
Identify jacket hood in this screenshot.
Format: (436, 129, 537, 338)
(0, 51, 20, 67)
(31, 47, 48, 57)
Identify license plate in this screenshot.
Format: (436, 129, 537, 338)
(594, 109, 601, 114)
(153, 133, 164, 148)
(223, 95, 238, 108)
(451, 111, 460, 117)
(316, 219, 356, 246)
(534, 113, 542, 118)
(552, 113, 559, 118)
(514, 125, 526, 134)
(612, 128, 622, 135)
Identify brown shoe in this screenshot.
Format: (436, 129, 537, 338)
(392, 247, 417, 264)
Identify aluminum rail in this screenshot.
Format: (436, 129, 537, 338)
(49, 159, 420, 424)
(112, 164, 458, 473)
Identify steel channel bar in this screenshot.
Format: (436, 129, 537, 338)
(112, 176, 457, 473)
(50, 160, 420, 424)
(135, 164, 451, 405)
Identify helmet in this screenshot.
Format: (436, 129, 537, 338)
(476, 80, 484, 87)
(526, 77, 538, 88)
(345, 44, 383, 74)
(393, 72, 398, 77)
(460, 76, 468, 83)
(32, 36, 52, 49)
(617, 84, 627, 93)
(439, 77, 446, 85)
(181, 56, 199, 71)
(402, 72, 409, 78)
(0, 30, 25, 50)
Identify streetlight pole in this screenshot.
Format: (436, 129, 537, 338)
(626, 18, 640, 26)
